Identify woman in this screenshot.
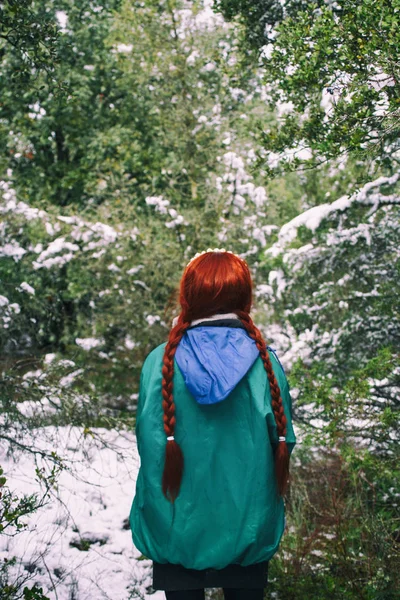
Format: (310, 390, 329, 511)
(130, 249, 296, 600)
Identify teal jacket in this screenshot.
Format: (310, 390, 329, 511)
(130, 330, 296, 570)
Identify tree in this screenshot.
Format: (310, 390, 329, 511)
(0, 0, 60, 86)
(0, 1, 122, 206)
(255, 171, 400, 600)
(258, 170, 400, 426)
(260, 172, 400, 374)
(215, 0, 400, 173)
(1, 0, 286, 401)
(214, 0, 284, 49)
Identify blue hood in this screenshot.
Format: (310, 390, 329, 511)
(175, 326, 260, 405)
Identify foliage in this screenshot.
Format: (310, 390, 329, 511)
(1, 1, 399, 598)
(0, 0, 60, 85)
(1, 0, 317, 402)
(214, 0, 284, 49)
(270, 448, 400, 600)
(259, 172, 400, 375)
(216, 0, 400, 172)
(0, 1, 124, 206)
(257, 171, 400, 599)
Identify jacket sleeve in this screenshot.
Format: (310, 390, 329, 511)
(279, 380, 296, 456)
(135, 366, 147, 457)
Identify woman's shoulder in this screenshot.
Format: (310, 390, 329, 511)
(266, 346, 287, 378)
(142, 341, 167, 370)
(250, 346, 290, 392)
(139, 342, 167, 392)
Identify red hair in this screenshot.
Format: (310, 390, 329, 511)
(161, 251, 290, 503)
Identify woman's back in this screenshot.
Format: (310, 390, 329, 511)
(130, 319, 296, 570)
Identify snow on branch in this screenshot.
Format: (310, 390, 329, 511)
(266, 171, 400, 256)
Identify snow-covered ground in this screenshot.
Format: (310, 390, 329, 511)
(0, 426, 165, 600)
(1, 421, 303, 599)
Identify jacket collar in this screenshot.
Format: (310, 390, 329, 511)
(172, 312, 240, 328)
(190, 312, 240, 327)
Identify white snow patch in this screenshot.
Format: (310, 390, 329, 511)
(59, 368, 85, 387)
(145, 315, 161, 326)
(267, 172, 400, 255)
(0, 427, 163, 599)
(75, 338, 104, 351)
(115, 43, 133, 53)
(55, 11, 68, 31)
(18, 281, 36, 295)
(0, 241, 27, 261)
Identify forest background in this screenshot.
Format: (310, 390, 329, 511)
(0, 1, 399, 599)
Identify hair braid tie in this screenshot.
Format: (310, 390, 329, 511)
(235, 310, 290, 496)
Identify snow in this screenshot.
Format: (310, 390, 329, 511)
(108, 263, 121, 272)
(260, 44, 274, 60)
(115, 44, 133, 53)
(28, 103, 46, 120)
(202, 62, 216, 72)
(268, 270, 286, 299)
(75, 338, 105, 351)
(0, 295, 10, 307)
(145, 196, 187, 228)
(0, 185, 47, 221)
(45, 222, 56, 235)
(19, 281, 35, 296)
(56, 11, 68, 32)
(267, 171, 400, 255)
(276, 101, 295, 117)
(9, 303, 21, 314)
(0, 297, 21, 328)
(33, 252, 77, 270)
(217, 151, 270, 231)
(369, 71, 396, 92)
(58, 359, 76, 368)
(127, 265, 144, 276)
(124, 336, 137, 350)
(22, 369, 44, 380)
(1, 183, 130, 270)
(32, 237, 80, 269)
(145, 196, 170, 215)
(44, 353, 57, 364)
(145, 315, 161, 326)
(258, 320, 318, 370)
(68, 220, 119, 248)
(0, 427, 164, 600)
(0, 241, 27, 261)
(326, 222, 372, 246)
(260, 167, 399, 407)
(175, 0, 225, 39)
(59, 368, 85, 388)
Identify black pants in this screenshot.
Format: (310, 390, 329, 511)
(165, 589, 264, 600)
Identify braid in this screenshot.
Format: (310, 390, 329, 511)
(235, 310, 290, 496)
(161, 315, 190, 503)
